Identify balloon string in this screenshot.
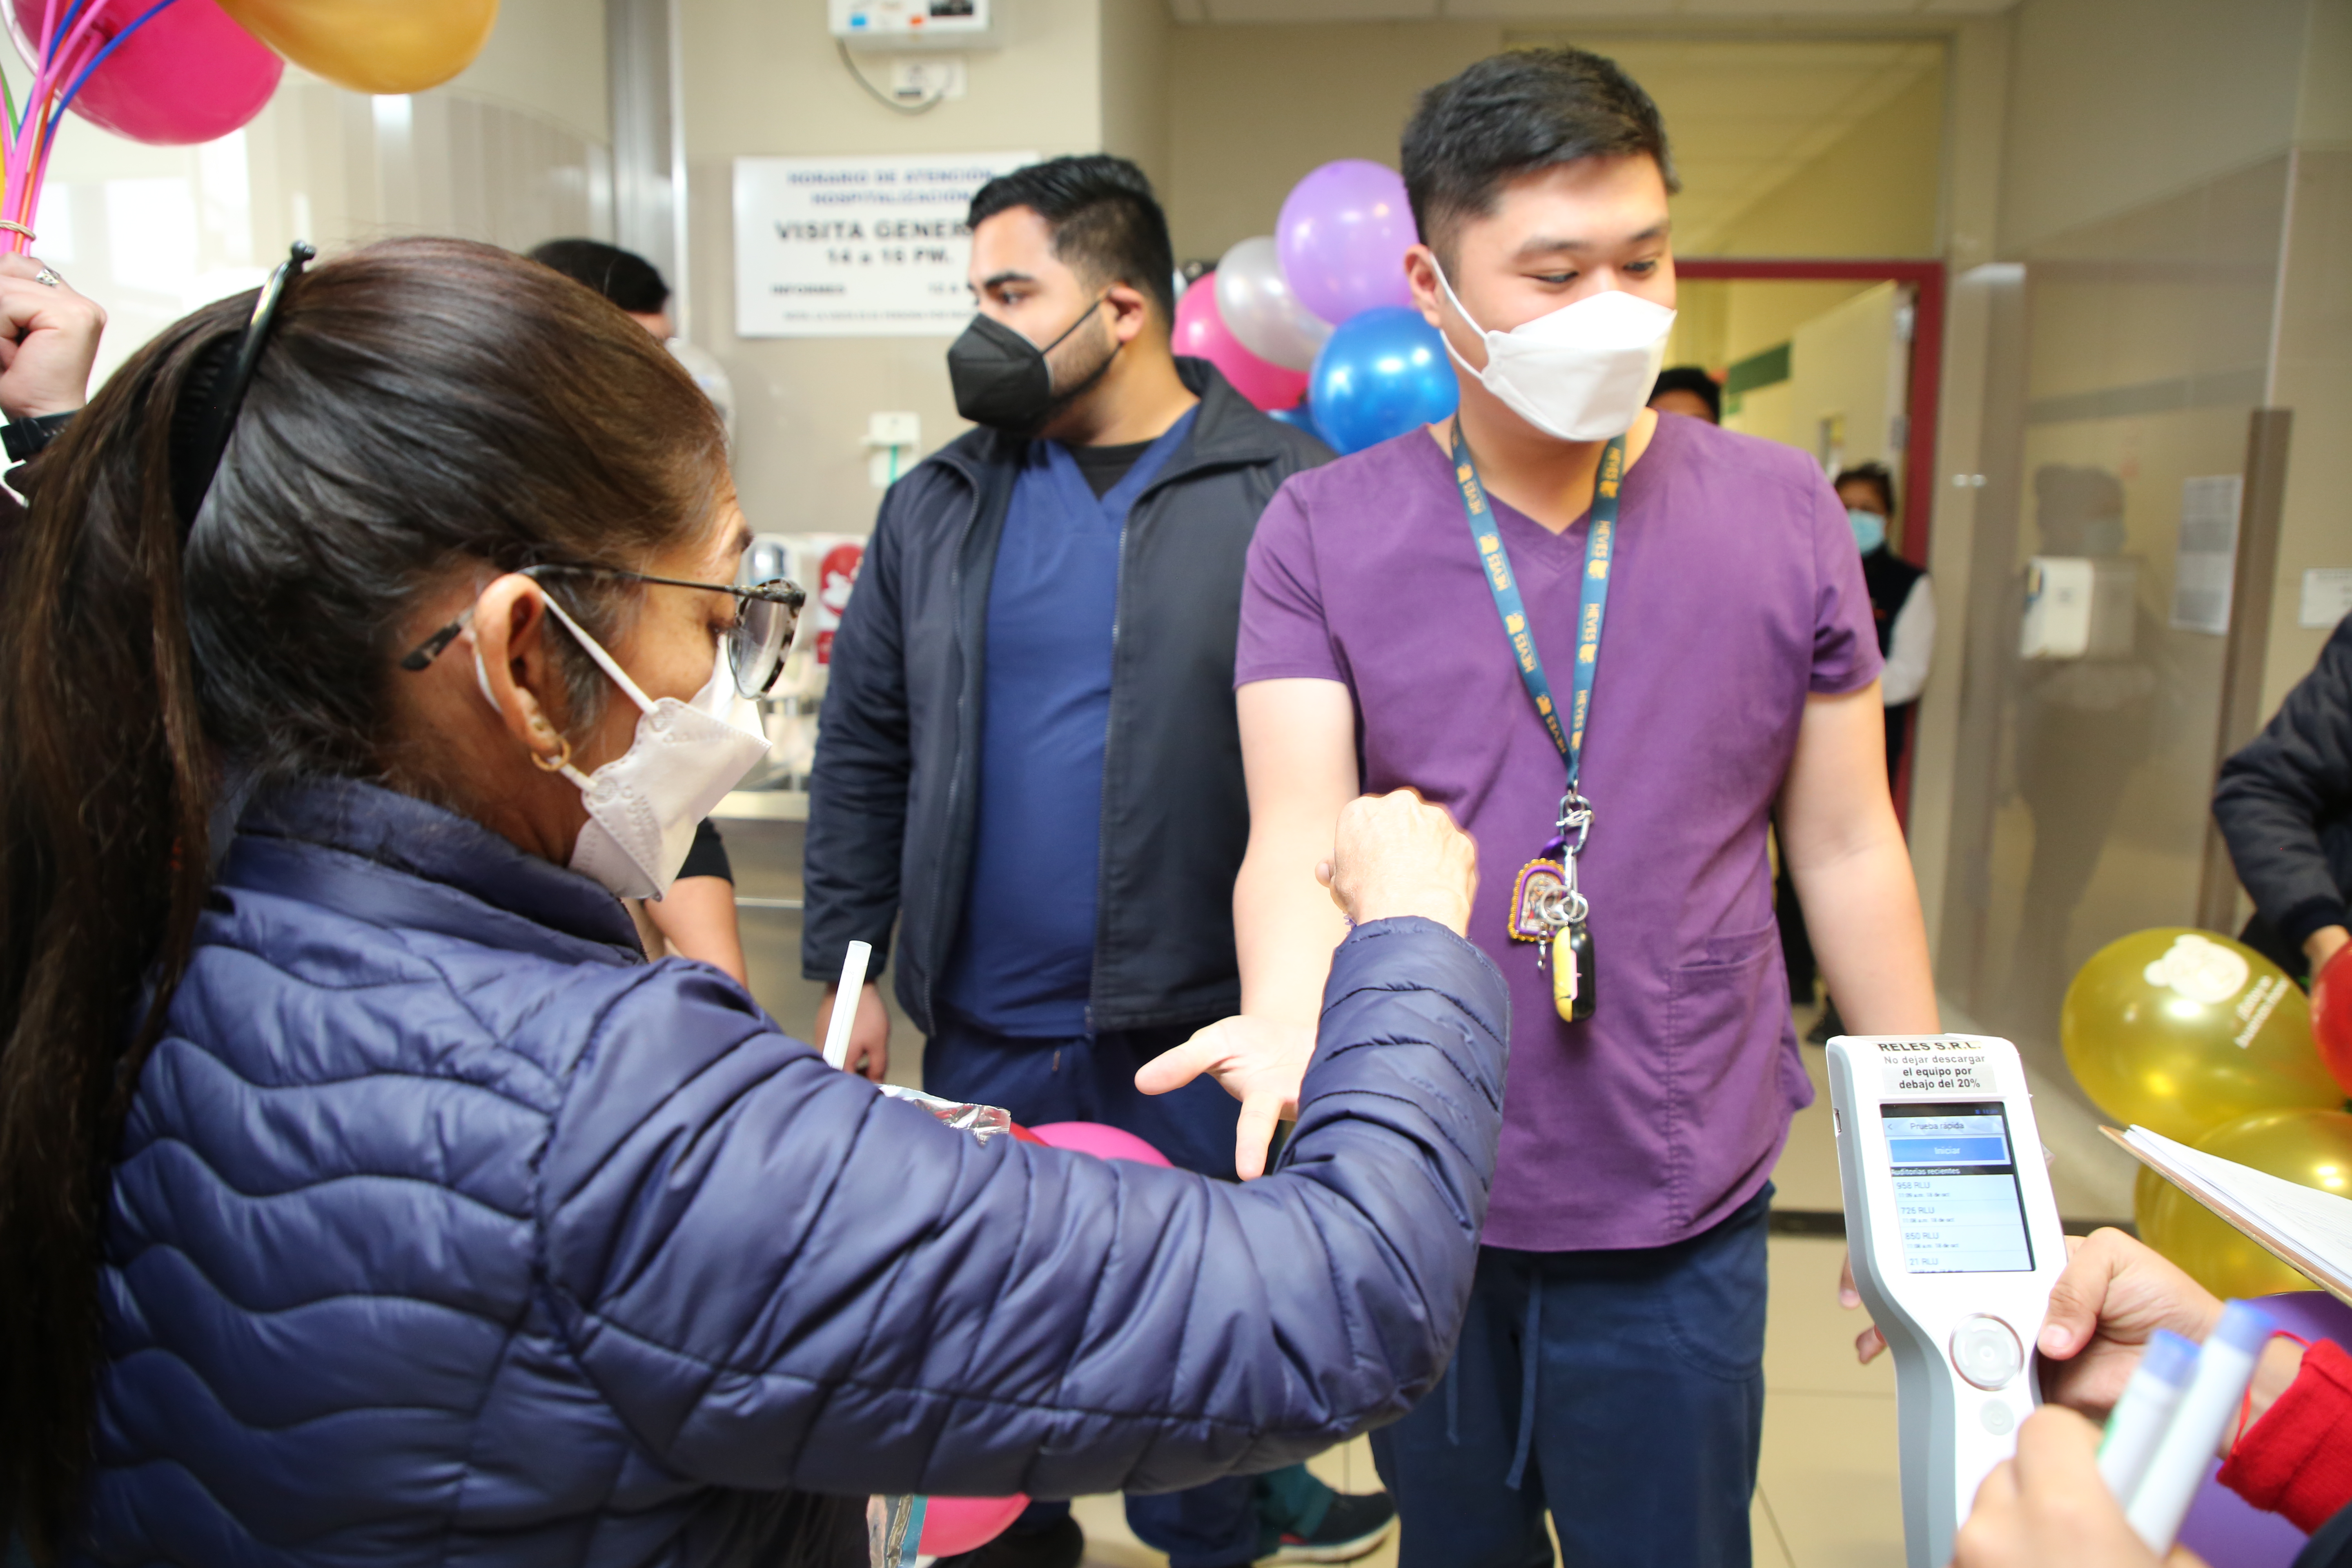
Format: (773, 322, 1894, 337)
(2, 0, 91, 249)
(3, 0, 182, 252)
(51, 0, 185, 144)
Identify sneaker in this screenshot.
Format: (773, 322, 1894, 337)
(1256, 1490, 1397, 1564)
(933, 1511, 1084, 1568)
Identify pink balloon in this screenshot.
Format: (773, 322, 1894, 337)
(920, 1493, 1031, 1557)
(1028, 1121, 1174, 1167)
(1276, 160, 1419, 326)
(11, 0, 282, 148)
(1172, 278, 1308, 414)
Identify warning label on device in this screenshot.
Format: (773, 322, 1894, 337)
(1880, 1042, 1996, 1097)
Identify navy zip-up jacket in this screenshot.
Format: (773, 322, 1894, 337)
(78, 780, 1508, 1564)
(801, 359, 1332, 1036)
(2215, 613, 2352, 978)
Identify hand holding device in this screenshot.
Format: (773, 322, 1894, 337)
(1829, 1033, 2071, 1568)
(1952, 1407, 2196, 1568)
(2036, 1228, 2225, 1419)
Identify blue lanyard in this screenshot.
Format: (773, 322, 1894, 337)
(1451, 419, 1625, 819)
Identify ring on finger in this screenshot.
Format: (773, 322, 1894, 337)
(32, 267, 60, 288)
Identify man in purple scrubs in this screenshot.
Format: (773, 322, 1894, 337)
(1217, 47, 1938, 1567)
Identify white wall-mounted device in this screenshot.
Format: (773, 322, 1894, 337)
(2020, 555, 2138, 660)
(1827, 1034, 2069, 1568)
(830, 0, 996, 50)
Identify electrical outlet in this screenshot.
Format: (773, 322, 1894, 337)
(889, 58, 967, 102)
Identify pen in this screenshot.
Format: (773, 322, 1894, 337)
(2125, 1301, 2274, 1552)
(2096, 1328, 2198, 1502)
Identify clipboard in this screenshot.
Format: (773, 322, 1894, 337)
(2103, 1124, 2352, 1307)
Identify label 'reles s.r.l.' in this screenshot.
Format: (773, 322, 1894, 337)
(1883, 1101, 2035, 1274)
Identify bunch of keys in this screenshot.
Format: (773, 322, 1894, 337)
(1506, 792, 1597, 1022)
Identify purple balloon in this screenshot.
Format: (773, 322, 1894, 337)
(1277, 160, 1418, 326)
(2173, 1292, 2351, 1568)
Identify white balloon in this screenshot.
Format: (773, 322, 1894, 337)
(1214, 235, 1331, 372)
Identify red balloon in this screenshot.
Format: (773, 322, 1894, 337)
(2314, 944, 2352, 1096)
(1027, 1121, 1173, 1167)
(1172, 277, 1308, 414)
(920, 1494, 1029, 1557)
(11, 0, 282, 148)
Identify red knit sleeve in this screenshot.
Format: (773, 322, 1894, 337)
(2219, 1338, 2352, 1534)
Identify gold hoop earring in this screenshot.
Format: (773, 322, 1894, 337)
(531, 737, 574, 774)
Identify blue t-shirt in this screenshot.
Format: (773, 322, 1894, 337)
(941, 409, 1198, 1036)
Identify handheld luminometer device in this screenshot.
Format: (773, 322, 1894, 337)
(1826, 1033, 2068, 1568)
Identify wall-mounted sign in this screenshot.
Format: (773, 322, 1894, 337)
(733, 151, 1036, 338)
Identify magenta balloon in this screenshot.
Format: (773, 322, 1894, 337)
(11, 0, 282, 148)
(1171, 279, 1308, 414)
(919, 1494, 1030, 1557)
(1028, 1121, 1174, 1167)
(1277, 160, 1418, 326)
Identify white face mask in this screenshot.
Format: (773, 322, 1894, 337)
(1434, 262, 1677, 441)
(478, 597, 771, 901)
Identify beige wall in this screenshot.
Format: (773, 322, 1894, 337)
(2257, 0, 2352, 719)
(1102, 0, 1174, 190)
(449, 0, 611, 144)
(1163, 21, 1503, 263)
(1998, 0, 2310, 255)
(680, 0, 1115, 537)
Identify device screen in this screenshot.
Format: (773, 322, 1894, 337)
(1881, 1101, 2035, 1274)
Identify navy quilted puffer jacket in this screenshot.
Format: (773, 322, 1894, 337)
(77, 781, 1508, 1565)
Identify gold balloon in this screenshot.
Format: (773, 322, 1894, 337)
(217, 0, 498, 96)
(2061, 927, 2336, 1142)
(2133, 1162, 2165, 1232)
(2138, 1107, 2352, 1297)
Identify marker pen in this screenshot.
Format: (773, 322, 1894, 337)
(2125, 1301, 2275, 1552)
(822, 939, 873, 1071)
(2096, 1329, 2198, 1501)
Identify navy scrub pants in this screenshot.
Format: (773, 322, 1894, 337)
(924, 1016, 1327, 1568)
(1370, 1185, 1773, 1568)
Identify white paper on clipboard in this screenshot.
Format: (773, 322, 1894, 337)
(2106, 1125, 2352, 1305)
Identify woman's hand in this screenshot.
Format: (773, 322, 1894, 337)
(1317, 788, 1477, 934)
(1953, 1406, 2204, 1568)
(0, 255, 103, 421)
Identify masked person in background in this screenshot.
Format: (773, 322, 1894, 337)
(800, 157, 1396, 1568)
(527, 236, 749, 985)
(1781, 461, 1936, 1038)
(0, 236, 1514, 1567)
(1223, 48, 1939, 1567)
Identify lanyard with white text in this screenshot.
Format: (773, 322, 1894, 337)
(1451, 416, 1624, 1022)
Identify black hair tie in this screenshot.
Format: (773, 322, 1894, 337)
(168, 240, 314, 532)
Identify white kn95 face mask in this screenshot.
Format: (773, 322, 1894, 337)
(1435, 263, 1677, 442)
(478, 596, 770, 901)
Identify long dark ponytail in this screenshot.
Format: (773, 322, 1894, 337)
(0, 237, 728, 1555)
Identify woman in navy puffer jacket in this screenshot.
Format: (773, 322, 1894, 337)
(0, 238, 1508, 1566)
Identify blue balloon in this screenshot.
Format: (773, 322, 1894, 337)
(1307, 305, 1458, 454)
(1268, 401, 1325, 442)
